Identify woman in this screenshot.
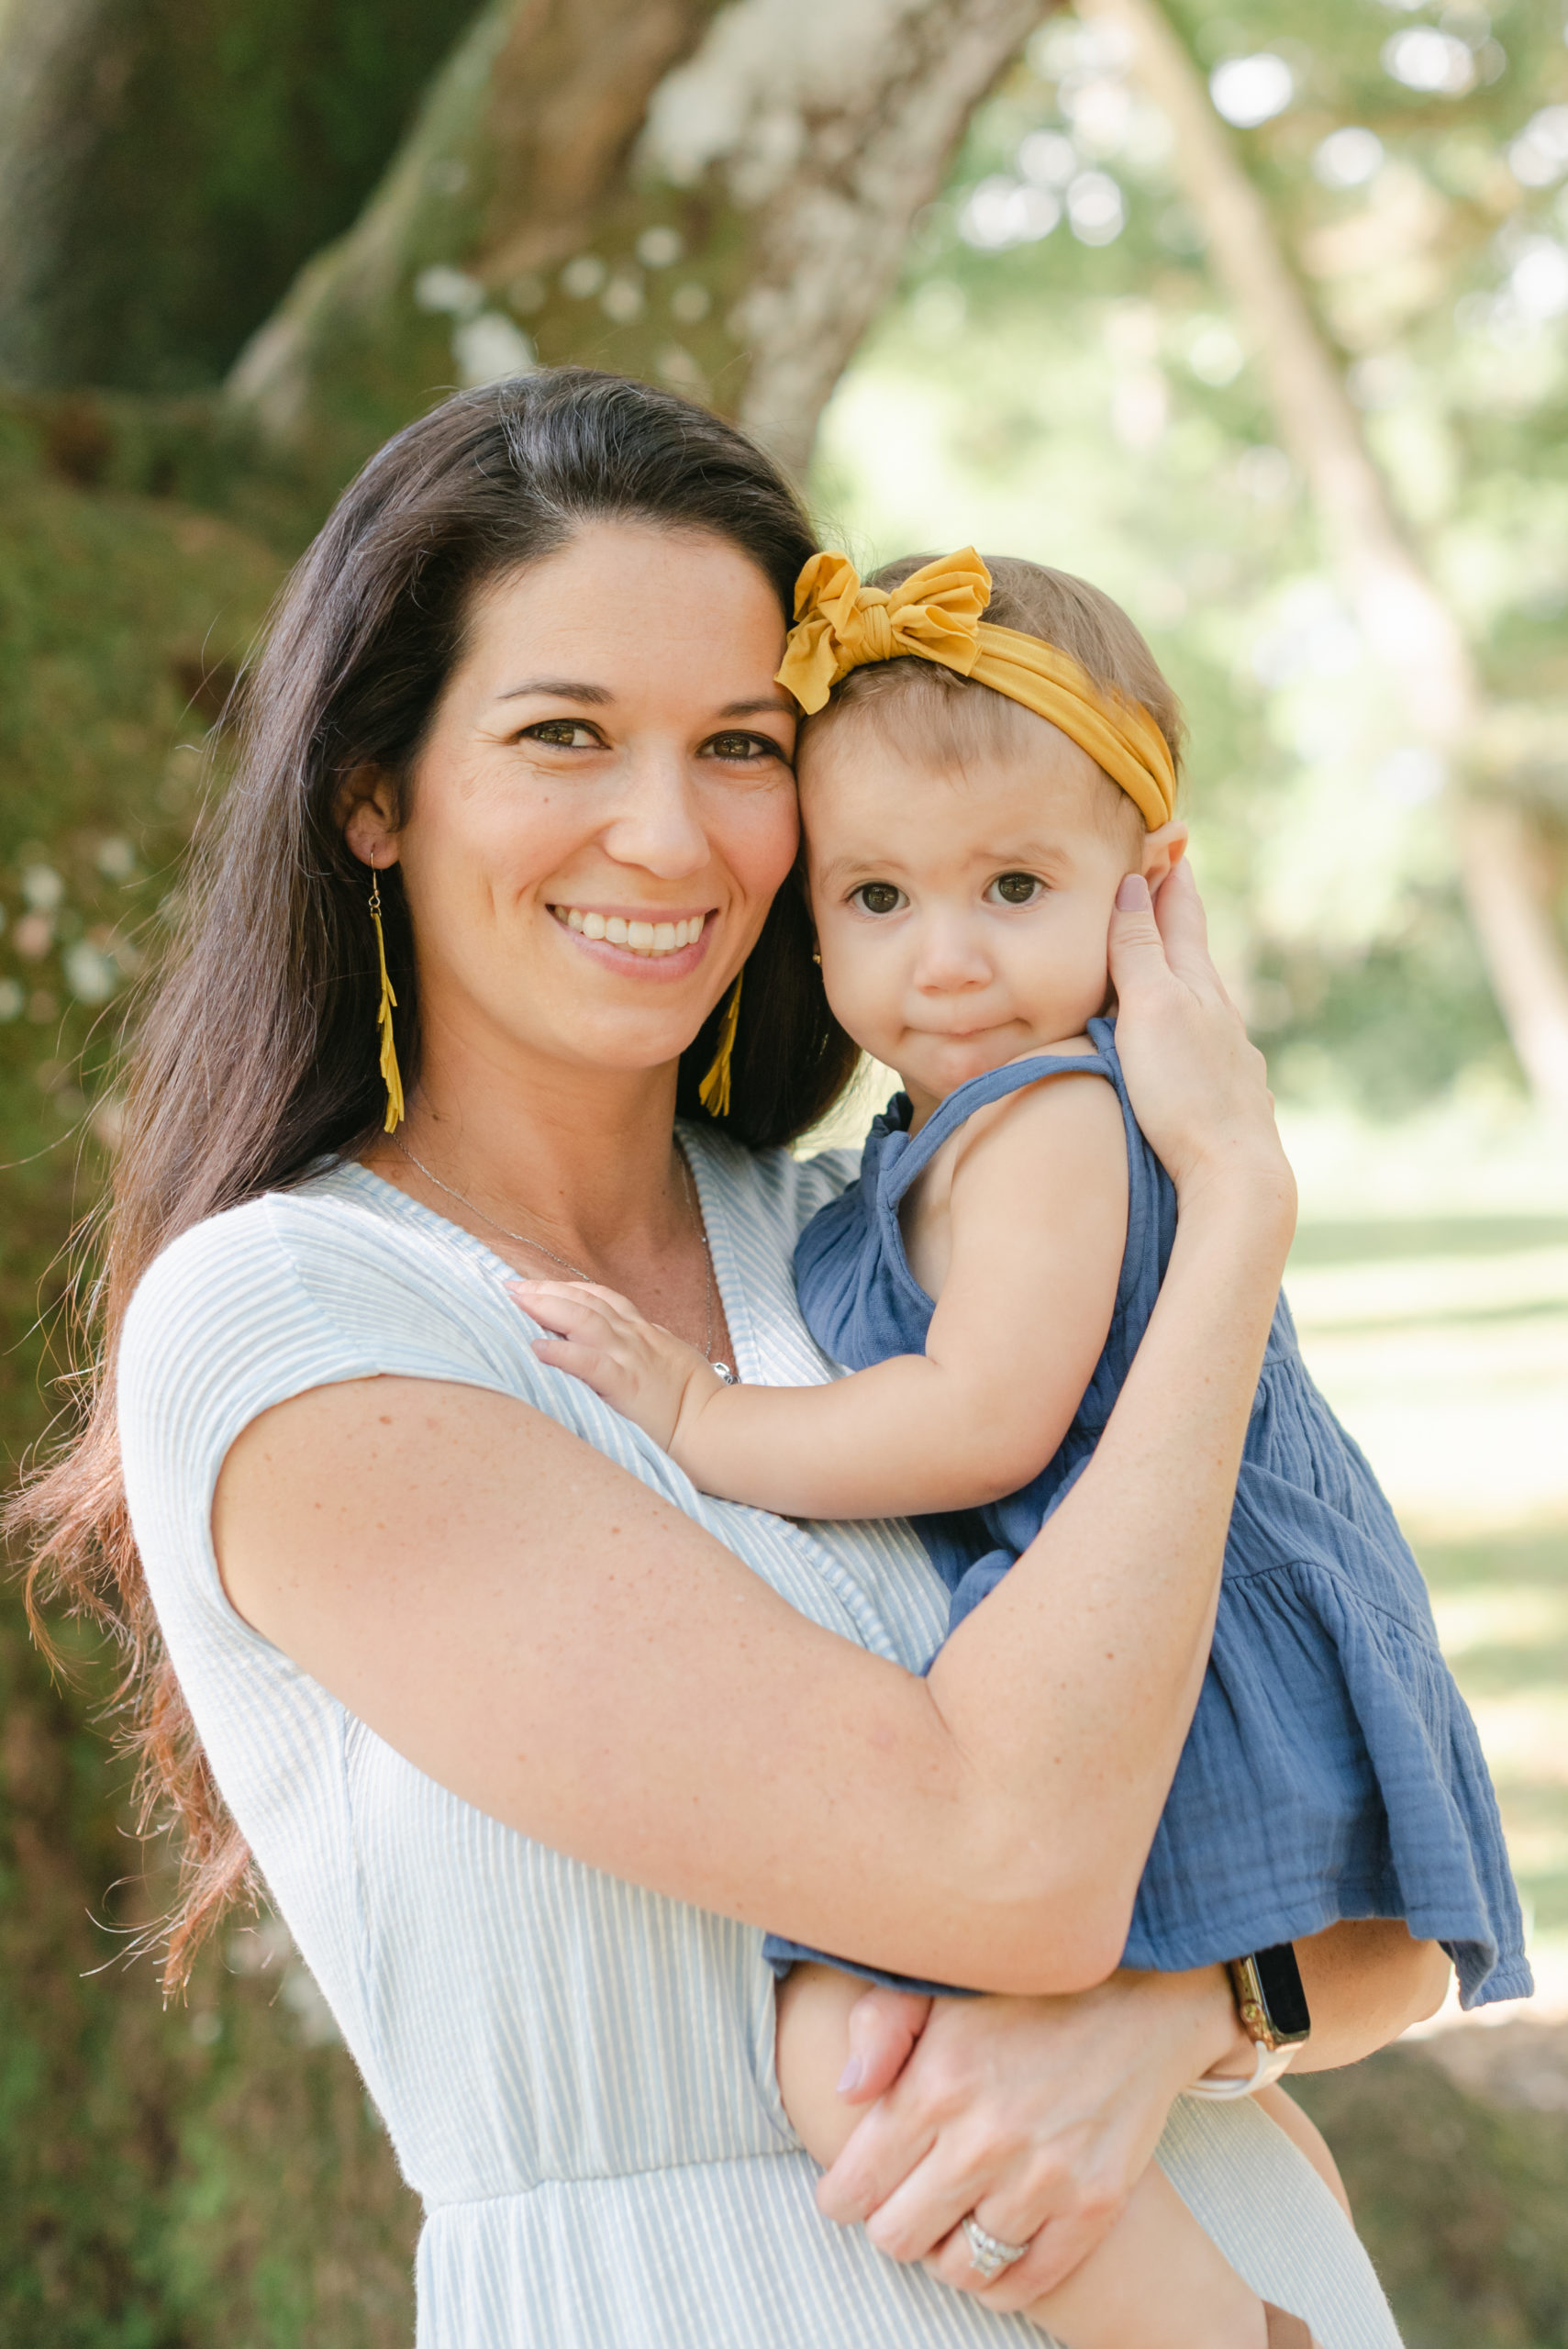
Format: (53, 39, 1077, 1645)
(21, 373, 1444, 2346)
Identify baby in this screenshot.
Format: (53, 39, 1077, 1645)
(518, 550, 1529, 2349)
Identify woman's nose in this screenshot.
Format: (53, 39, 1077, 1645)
(599, 751, 710, 878)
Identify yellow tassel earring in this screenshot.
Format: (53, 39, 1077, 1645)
(369, 865, 405, 1133)
(698, 974, 742, 1118)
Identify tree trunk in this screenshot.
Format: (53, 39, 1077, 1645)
(1084, 0, 1568, 1115)
(0, 0, 485, 395)
(228, 0, 1055, 492)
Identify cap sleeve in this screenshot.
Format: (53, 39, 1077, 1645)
(117, 1186, 585, 1646)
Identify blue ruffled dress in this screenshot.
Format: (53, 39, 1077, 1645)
(764, 1018, 1529, 2009)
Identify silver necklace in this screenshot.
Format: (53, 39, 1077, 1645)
(391, 1136, 737, 1383)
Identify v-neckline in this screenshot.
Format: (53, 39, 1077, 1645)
(328, 1132, 755, 1384)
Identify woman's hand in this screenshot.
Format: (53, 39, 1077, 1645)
(817, 1967, 1241, 2311)
(1108, 863, 1294, 1222)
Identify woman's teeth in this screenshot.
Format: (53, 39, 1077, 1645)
(553, 907, 705, 957)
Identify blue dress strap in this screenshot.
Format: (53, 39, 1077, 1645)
(879, 1036, 1117, 1219)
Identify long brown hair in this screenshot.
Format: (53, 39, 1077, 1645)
(11, 371, 855, 1988)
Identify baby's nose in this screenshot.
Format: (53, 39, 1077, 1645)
(913, 928, 992, 989)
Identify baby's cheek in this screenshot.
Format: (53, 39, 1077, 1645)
(817, 946, 896, 1062)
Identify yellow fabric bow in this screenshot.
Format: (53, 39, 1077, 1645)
(775, 547, 1177, 830)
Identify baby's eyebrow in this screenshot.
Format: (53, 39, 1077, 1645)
(972, 834, 1073, 863)
(811, 851, 909, 885)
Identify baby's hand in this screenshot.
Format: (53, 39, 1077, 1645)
(509, 1278, 723, 1454)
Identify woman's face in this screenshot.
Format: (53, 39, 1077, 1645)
(353, 521, 800, 1087)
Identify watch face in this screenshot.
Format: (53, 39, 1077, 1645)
(1252, 1942, 1312, 2043)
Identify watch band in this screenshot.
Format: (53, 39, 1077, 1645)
(1187, 1944, 1312, 2101)
(1185, 2033, 1299, 2099)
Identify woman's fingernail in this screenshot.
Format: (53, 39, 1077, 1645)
(1116, 873, 1151, 911)
(837, 2055, 863, 2095)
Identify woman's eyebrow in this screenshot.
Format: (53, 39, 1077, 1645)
(495, 677, 613, 704)
(489, 685, 790, 717)
(718, 695, 795, 719)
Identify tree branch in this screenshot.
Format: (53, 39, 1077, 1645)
(227, 0, 1057, 495)
(1086, 0, 1568, 1112)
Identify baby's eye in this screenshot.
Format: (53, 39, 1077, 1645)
(524, 718, 601, 749)
(987, 872, 1044, 907)
(851, 882, 906, 917)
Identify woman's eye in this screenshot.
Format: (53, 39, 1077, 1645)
(705, 731, 783, 763)
(988, 872, 1044, 907)
(524, 719, 601, 749)
(851, 882, 906, 916)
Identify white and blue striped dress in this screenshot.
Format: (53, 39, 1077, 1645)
(117, 1131, 1403, 2347)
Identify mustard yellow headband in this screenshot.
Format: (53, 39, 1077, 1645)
(775, 547, 1177, 831)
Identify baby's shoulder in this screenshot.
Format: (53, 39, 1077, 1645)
(948, 1046, 1127, 1186)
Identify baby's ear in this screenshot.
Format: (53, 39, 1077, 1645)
(1140, 820, 1188, 893)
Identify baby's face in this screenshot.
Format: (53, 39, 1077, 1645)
(800, 712, 1170, 1119)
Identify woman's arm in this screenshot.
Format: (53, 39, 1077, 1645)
(521, 1068, 1128, 1517)
(214, 865, 1295, 1994)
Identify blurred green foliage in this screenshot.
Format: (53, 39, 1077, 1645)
(0, 408, 417, 2344)
(814, 0, 1568, 1116)
(0, 401, 279, 1366)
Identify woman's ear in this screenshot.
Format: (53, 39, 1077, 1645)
(1140, 820, 1188, 895)
(335, 763, 402, 870)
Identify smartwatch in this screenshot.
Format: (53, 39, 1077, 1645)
(1187, 1943, 1312, 2101)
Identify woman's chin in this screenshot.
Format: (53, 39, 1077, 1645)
(534, 1006, 715, 1081)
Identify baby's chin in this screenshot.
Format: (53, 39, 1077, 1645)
(900, 1028, 1047, 1099)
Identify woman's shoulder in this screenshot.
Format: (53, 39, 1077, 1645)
(122, 1174, 350, 1359)
(122, 1163, 454, 1365)
(118, 1163, 553, 1487)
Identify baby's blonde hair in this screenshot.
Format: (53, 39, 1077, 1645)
(805, 553, 1184, 841)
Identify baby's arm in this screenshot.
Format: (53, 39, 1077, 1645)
(776, 1968, 1315, 2349)
(520, 1068, 1129, 1521)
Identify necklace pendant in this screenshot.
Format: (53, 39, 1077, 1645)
(713, 1363, 739, 1386)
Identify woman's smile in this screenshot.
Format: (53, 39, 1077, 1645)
(548, 900, 716, 975)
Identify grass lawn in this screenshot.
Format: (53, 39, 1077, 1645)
(1280, 1108, 1568, 2346)
(1284, 1184, 1568, 2014)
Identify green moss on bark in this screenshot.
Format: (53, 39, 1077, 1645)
(0, 0, 485, 394)
(0, 427, 417, 2345)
